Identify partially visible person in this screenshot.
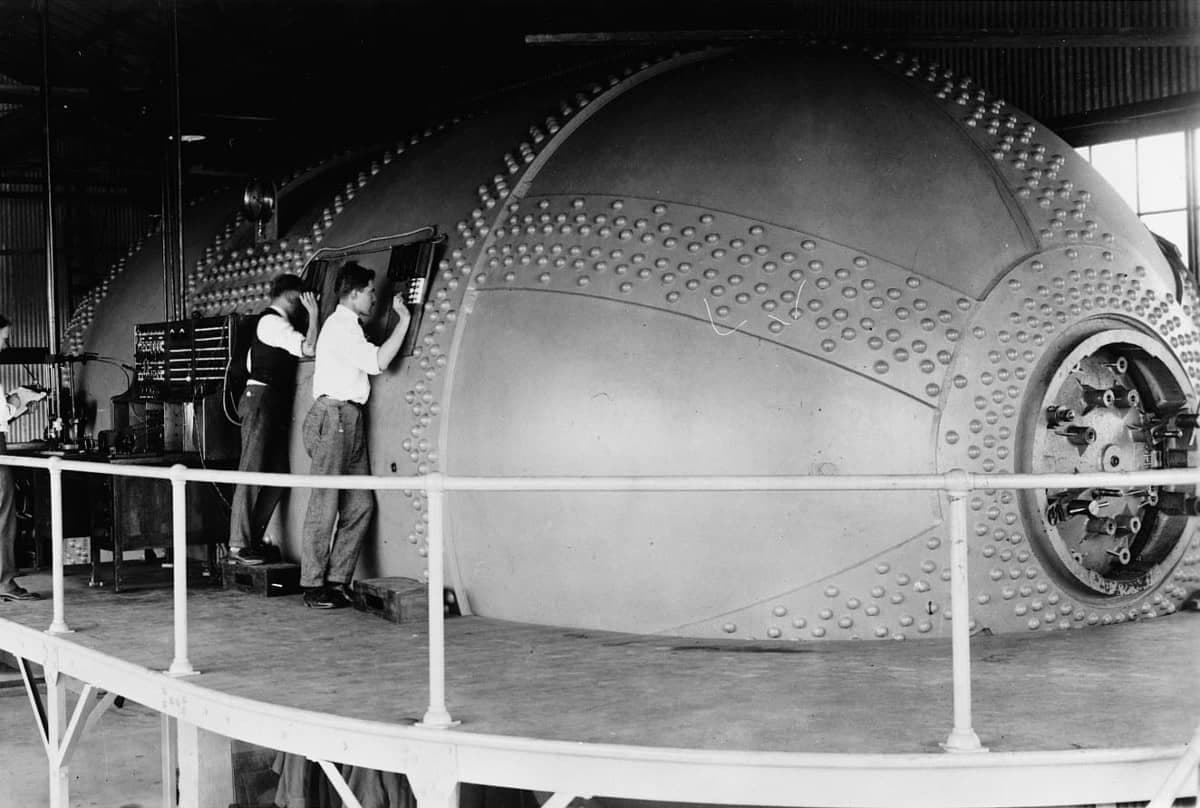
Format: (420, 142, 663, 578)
(0, 314, 46, 601)
(228, 274, 319, 565)
(299, 262, 411, 609)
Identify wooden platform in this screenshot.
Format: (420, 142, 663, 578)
(0, 569, 1196, 756)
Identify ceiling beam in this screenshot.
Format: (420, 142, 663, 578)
(526, 28, 1200, 48)
(0, 84, 88, 104)
(1048, 91, 1200, 146)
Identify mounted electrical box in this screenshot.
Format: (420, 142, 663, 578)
(132, 315, 239, 401)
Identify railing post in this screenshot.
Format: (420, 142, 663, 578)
(45, 656, 68, 808)
(419, 473, 458, 728)
(942, 468, 985, 753)
(45, 456, 71, 634)
(166, 464, 196, 677)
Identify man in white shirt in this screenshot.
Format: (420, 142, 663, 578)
(228, 274, 319, 565)
(0, 314, 47, 601)
(300, 262, 411, 609)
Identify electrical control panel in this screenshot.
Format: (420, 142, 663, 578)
(133, 316, 237, 400)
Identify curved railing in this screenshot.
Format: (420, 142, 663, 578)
(1, 453, 1198, 807)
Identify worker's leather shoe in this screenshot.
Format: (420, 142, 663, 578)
(230, 546, 266, 566)
(302, 587, 340, 610)
(0, 585, 42, 601)
(329, 583, 355, 608)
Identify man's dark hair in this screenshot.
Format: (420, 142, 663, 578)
(335, 262, 375, 300)
(270, 273, 304, 299)
(0, 314, 9, 330)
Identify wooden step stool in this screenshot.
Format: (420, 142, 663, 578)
(353, 577, 427, 624)
(222, 561, 302, 597)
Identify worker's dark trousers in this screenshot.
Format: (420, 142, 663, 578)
(229, 384, 290, 549)
(299, 396, 374, 589)
(0, 439, 16, 590)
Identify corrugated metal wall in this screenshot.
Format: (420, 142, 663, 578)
(794, 0, 1199, 31)
(912, 47, 1200, 121)
(783, 0, 1200, 121)
(0, 169, 150, 442)
(0, 179, 52, 443)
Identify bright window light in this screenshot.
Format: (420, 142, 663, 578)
(1137, 132, 1185, 213)
(1142, 210, 1189, 268)
(1089, 139, 1138, 210)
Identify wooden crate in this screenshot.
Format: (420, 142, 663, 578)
(222, 561, 302, 597)
(353, 577, 427, 624)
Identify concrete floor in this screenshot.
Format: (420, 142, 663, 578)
(0, 678, 162, 808)
(0, 568, 1198, 754)
(1, 566, 1199, 805)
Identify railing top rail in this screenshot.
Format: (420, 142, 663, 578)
(1, 454, 1199, 494)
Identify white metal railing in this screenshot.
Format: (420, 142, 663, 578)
(2, 454, 1199, 792)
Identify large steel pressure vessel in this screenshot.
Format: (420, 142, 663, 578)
(69, 45, 1200, 640)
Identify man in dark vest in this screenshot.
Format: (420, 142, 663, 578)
(228, 274, 319, 565)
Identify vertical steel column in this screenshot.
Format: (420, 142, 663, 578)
(38, 0, 64, 403)
(1185, 127, 1197, 283)
(419, 474, 457, 728)
(166, 464, 195, 676)
(46, 456, 70, 634)
(942, 470, 985, 753)
(161, 0, 185, 321)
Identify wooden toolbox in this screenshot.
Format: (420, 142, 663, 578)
(221, 561, 302, 597)
(352, 577, 427, 624)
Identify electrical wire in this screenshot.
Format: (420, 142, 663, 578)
(220, 316, 242, 427)
(182, 390, 233, 515)
(87, 357, 134, 389)
(299, 226, 437, 276)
